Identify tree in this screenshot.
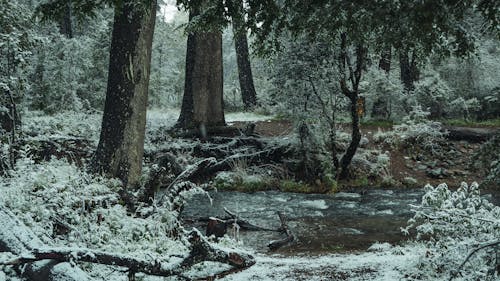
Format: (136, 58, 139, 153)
(176, 4, 225, 129)
(371, 46, 391, 119)
(232, 0, 257, 110)
(245, 0, 498, 179)
(399, 48, 420, 92)
(91, 0, 157, 188)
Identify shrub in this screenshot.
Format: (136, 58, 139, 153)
(403, 182, 500, 280)
(374, 106, 446, 156)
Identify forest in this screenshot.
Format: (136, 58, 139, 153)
(0, 0, 499, 280)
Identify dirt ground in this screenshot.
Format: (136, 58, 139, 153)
(230, 119, 496, 189)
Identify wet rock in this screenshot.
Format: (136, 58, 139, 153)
(426, 167, 450, 178)
(402, 177, 418, 187)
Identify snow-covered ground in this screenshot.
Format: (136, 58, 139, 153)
(1, 110, 498, 280)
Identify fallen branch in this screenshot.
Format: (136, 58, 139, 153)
(0, 206, 91, 281)
(449, 239, 500, 281)
(0, 229, 255, 279)
(268, 212, 295, 251)
(224, 208, 276, 231)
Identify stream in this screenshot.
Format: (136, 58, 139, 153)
(182, 189, 500, 254)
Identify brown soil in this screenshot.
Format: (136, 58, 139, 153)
(229, 120, 494, 189)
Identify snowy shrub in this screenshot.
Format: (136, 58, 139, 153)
(413, 70, 452, 119)
(403, 182, 500, 280)
(0, 158, 189, 264)
(374, 106, 446, 155)
(360, 66, 405, 119)
(22, 111, 101, 140)
(472, 133, 500, 187)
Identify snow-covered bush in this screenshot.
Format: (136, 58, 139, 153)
(403, 182, 500, 280)
(413, 70, 452, 119)
(374, 106, 446, 155)
(473, 133, 500, 187)
(360, 66, 405, 119)
(0, 158, 189, 267)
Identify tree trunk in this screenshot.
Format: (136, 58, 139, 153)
(371, 46, 391, 119)
(59, 0, 72, 38)
(91, 0, 157, 188)
(177, 7, 225, 129)
(399, 48, 419, 92)
(232, 0, 257, 110)
(338, 33, 364, 180)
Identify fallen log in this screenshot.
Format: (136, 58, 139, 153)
(0, 230, 255, 279)
(0, 206, 90, 281)
(444, 126, 499, 142)
(268, 212, 295, 251)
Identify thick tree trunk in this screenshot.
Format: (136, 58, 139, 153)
(91, 1, 157, 188)
(399, 49, 419, 92)
(232, 0, 257, 110)
(177, 8, 225, 129)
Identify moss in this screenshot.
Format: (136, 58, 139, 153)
(378, 176, 400, 188)
(280, 180, 314, 193)
(352, 176, 369, 187)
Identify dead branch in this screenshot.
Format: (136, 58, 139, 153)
(449, 239, 500, 281)
(223, 208, 276, 231)
(0, 229, 255, 279)
(268, 212, 295, 251)
(0, 206, 91, 281)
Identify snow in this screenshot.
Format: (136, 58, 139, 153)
(220, 244, 423, 280)
(225, 112, 275, 123)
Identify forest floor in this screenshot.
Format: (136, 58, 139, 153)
(229, 118, 498, 190)
(1, 110, 498, 281)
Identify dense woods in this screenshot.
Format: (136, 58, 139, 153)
(1, 0, 499, 280)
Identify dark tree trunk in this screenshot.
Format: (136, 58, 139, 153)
(59, 0, 72, 38)
(338, 33, 364, 180)
(371, 46, 391, 119)
(91, 0, 157, 188)
(399, 49, 419, 92)
(378, 47, 391, 72)
(232, 0, 257, 110)
(177, 7, 225, 129)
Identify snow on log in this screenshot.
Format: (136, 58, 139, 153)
(0, 229, 256, 279)
(0, 206, 90, 281)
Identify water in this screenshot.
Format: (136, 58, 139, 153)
(182, 189, 427, 254)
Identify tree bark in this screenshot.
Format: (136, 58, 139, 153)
(177, 6, 225, 129)
(371, 46, 391, 119)
(399, 48, 419, 92)
(91, 1, 157, 188)
(232, 0, 257, 110)
(59, 0, 72, 38)
(338, 33, 364, 180)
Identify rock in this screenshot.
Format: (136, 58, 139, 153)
(426, 167, 450, 179)
(417, 164, 427, 171)
(359, 137, 369, 148)
(403, 176, 418, 187)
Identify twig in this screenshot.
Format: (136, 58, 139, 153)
(449, 239, 500, 281)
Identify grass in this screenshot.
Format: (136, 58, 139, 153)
(442, 118, 500, 127)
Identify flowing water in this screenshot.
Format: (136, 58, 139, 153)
(182, 189, 500, 254)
